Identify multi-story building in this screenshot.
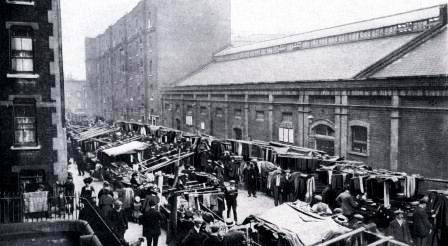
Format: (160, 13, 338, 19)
(64, 79, 90, 116)
(0, 0, 66, 192)
(162, 5, 448, 180)
(85, 0, 231, 123)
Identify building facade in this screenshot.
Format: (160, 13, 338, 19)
(0, 0, 66, 191)
(162, 5, 448, 179)
(85, 0, 231, 124)
(64, 79, 90, 116)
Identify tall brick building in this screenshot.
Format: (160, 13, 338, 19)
(162, 5, 448, 179)
(0, 0, 66, 191)
(64, 79, 90, 116)
(85, 0, 231, 123)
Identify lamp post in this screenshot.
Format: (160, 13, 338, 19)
(307, 115, 314, 148)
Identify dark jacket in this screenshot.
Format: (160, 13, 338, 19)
(202, 234, 222, 246)
(108, 208, 128, 233)
(139, 208, 164, 236)
(336, 191, 358, 216)
(182, 228, 206, 246)
(387, 219, 412, 244)
(222, 230, 245, 246)
(412, 207, 432, 237)
(224, 186, 238, 204)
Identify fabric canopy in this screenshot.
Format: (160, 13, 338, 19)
(245, 202, 350, 246)
(103, 141, 150, 157)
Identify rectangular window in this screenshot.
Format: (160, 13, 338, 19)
(186, 105, 193, 115)
(11, 27, 34, 73)
(200, 106, 207, 115)
(14, 99, 37, 146)
(279, 127, 294, 144)
(352, 126, 367, 153)
(165, 103, 171, 111)
(234, 109, 242, 119)
(255, 111, 264, 121)
(186, 115, 193, 126)
(200, 122, 205, 130)
(215, 107, 223, 117)
(282, 112, 293, 122)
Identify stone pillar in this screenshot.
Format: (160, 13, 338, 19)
(208, 94, 212, 135)
(193, 94, 198, 134)
(302, 95, 311, 147)
(180, 94, 185, 131)
(244, 93, 249, 140)
(297, 94, 307, 147)
(335, 92, 348, 157)
(268, 94, 274, 141)
(224, 94, 229, 139)
(390, 93, 400, 171)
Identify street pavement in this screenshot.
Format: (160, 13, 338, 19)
(69, 162, 275, 245)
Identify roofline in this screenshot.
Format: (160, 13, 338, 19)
(216, 4, 446, 56)
(162, 74, 448, 92)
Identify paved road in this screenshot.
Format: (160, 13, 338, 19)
(69, 163, 275, 245)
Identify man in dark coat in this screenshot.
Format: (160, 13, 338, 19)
(245, 162, 259, 197)
(202, 225, 222, 246)
(224, 180, 238, 222)
(335, 187, 358, 218)
(108, 200, 128, 244)
(413, 200, 432, 246)
(387, 209, 413, 245)
(139, 201, 164, 246)
(182, 218, 207, 246)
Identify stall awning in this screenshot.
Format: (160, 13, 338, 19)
(102, 141, 150, 156)
(78, 127, 120, 141)
(245, 202, 350, 246)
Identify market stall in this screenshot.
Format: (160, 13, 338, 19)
(243, 201, 351, 246)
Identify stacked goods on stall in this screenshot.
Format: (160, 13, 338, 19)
(243, 201, 351, 246)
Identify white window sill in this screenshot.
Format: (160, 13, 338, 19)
(7, 73, 39, 79)
(10, 145, 41, 151)
(6, 0, 34, 6)
(348, 151, 368, 157)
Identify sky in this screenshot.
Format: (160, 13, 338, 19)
(61, 0, 447, 80)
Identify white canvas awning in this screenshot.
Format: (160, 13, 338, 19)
(103, 141, 150, 157)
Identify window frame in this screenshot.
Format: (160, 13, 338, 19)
(279, 127, 294, 144)
(255, 110, 264, 121)
(10, 26, 35, 73)
(348, 120, 370, 157)
(215, 107, 223, 117)
(6, 0, 35, 6)
(13, 99, 38, 147)
(234, 108, 242, 119)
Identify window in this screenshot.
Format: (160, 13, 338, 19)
(165, 103, 171, 111)
(175, 104, 180, 112)
(282, 112, 293, 122)
(6, 0, 35, 6)
(200, 106, 207, 115)
(10, 27, 34, 73)
(255, 111, 264, 121)
(13, 99, 37, 146)
(351, 126, 368, 154)
(186, 116, 193, 126)
(200, 122, 205, 130)
(279, 128, 294, 143)
(186, 105, 193, 115)
(234, 109, 242, 119)
(314, 124, 334, 136)
(215, 107, 223, 117)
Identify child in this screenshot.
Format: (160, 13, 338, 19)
(132, 196, 143, 222)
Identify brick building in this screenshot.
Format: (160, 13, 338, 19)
(85, 0, 231, 123)
(0, 0, 66, 191)
(162, 5, 448, 179)
(64, 79, 90, 116)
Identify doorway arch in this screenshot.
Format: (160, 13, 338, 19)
(311, 120, 335, 155)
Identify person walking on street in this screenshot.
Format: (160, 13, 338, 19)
(139, 200, 164, 246)
(108, 200, 128, 244)
(224, 180, 238, 222)
(413, 200, 432, 246)
(182, 218, 207, 246)
(117, 182, 134, 220)
(76, 148, 86, 176)
(387, 209, 413, 245)
(245, 161, 259, 197)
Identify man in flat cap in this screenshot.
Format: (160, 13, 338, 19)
(311, 195, 332, 215)
(140, 200, 164, 246)
(182, 218, 207, 246)
(202, 224, 222, 246)
(224, 180, 238, 222)
(387, 209, 412, 245)
(109, 200, 128, 244)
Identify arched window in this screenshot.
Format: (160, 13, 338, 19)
(311, 121, 335, 155)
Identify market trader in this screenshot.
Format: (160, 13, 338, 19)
(224, 180, 238, 222)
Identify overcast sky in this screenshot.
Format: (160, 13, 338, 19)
(61, 0, 447, 80)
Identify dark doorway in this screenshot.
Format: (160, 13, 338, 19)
(233, 128, 242, 140)
(175, 118, 181, 130)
